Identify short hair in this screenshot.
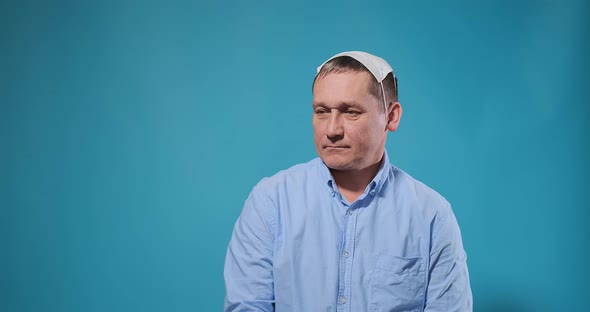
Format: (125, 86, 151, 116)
(312, 56, 398, 112)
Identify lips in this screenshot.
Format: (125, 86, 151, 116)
(324, 145, 349, 149)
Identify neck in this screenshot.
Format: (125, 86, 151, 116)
(331, 157, 383, 203)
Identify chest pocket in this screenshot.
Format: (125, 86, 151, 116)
(370, 255, 426, 312)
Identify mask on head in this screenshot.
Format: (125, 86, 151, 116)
(316, 51, 397, 112)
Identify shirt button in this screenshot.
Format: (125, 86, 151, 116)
(343, 251, 349, 257)
(340, 296, 347, 304)
(347, 209, 353, 216)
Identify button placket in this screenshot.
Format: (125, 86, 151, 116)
(338, 205, 358, 311)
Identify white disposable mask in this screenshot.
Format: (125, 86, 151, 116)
(316, 51, 396, 112)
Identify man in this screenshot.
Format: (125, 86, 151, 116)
(224, 51, 472, 311)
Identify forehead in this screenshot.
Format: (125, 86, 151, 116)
(312, 71, 376, 107)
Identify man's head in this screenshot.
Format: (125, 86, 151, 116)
(312, 51, 402, 172)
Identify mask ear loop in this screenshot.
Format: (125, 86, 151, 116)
(379, 80, 390, 131)
(380, 80, 387, 113)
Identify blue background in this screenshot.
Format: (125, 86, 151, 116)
(2, 0, 588, 311)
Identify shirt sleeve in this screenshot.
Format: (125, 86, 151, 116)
(424, 206, 473, 312)
(224, 188, 276, 312)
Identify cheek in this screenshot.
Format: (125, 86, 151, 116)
(353, 122, 373, 137)
(313, 119, 327, 134)
(312, 124, 321, 137)
(354, 122, 384, 146)
(312, 126, 323, 145)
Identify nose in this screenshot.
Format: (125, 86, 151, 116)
(325, 112, 344, 141)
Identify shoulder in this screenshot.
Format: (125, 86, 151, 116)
(238, 159, 321, 232)
(253, 158, 322, 190)
(389, 165, 453, 220)
(389, 166, 462, 247)
(244, 158, 323, 228)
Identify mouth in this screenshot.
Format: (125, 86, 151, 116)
(323, 145, 349, 149)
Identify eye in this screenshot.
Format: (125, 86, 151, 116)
(345, 110, 361, 116)
(315, 108, 329, 115)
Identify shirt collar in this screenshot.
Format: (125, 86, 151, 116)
(319, 151, 392, 198)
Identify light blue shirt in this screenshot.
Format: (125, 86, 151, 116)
(224, 152, 472, 311)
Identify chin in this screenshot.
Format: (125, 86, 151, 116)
(322, 159, 356, 171)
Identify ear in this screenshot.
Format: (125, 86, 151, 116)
(386, 101, 402, 132)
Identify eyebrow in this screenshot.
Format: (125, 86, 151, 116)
(312, 101, 363, 109)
